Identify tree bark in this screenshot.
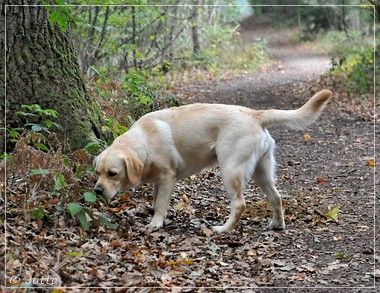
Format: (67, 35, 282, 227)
(191, 1, 201, 55)
(1, 1, 109, 153)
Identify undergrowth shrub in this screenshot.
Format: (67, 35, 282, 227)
(192, 26, 269, 76)
(1, 104, 121, 231)
(314, 30, 373, 57)
(330, 47, 378, 96)
(311, 30, 377, 110)
(87, 67, 178, 144)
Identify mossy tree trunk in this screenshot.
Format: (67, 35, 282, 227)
(0, 1, 108, 153)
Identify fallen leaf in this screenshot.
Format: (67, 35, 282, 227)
(122, 271, 143, 287)
(316, 177, 326, 183)
(367, 160, 376, 166)
(108, 207, 122, 213)
(202, 226, 213, 237)
(333, 235, 344, 241)
(300, 264, 316, 272)
(182, 193, 190, 204)
(303, 133, 313, 141)
(247, 250, 255, 256)
(175, 201, 186, 211)
(111, 240, 122, 247)
(65, 251, 85, 257)
(180, 252, 188, 259)
(183, 259, 194, 265)
(325, 207, 339, 222)
(119, 193, 131, 201)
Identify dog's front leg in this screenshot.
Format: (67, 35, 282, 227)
(149, 178, 175, 229)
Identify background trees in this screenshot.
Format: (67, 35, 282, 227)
(71, 1, 242, 73)
(247, 0, 375, 34)
(2, 1, 377, 154)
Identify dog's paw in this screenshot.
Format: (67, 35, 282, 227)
(268, 220, 285, 230)
(212, 225, 231, 233)
(149, 216, 164, 230)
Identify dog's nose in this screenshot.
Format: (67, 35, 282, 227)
(94, 186, 104, 195)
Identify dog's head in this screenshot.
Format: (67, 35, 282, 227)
(93, 146, 143, 201)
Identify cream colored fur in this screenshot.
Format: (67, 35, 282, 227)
(94, 89, 332, 233)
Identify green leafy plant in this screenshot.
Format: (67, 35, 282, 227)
(88, 66, 176, 144)
(17, 104, 62, 133)
(67, 191, 118, 231)
(40, 0, 78, 32)
(30, 206, 50, 221)
(191, 25, 269, 76)
(7, 104, 64, 151)
(84, 140, 104, 155)
(331, 48, 377, 95)
(104, 118, 128, 141)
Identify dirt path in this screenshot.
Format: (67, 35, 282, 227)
(170, 27, 378, 290)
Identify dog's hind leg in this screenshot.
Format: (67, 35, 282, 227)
(253, 146, 285, 230)
(213, 163, 247, 233)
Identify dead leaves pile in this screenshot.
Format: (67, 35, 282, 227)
(4, 163, 377, 289)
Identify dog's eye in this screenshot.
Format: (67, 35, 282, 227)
(108, 171, 117, 177)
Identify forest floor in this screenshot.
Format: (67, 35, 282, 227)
(166, 26, 379, 291)
(3, 27, 379, 292)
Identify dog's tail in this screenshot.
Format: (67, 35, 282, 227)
(258, 89, 332, 130)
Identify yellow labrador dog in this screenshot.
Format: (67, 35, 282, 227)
(94, 89, 332, 233)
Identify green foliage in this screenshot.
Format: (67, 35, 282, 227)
(30, 206, 49, 221)
(121, 69, 160, 117)
(328, 43, 377, 95)
(16, 104, 63, 134)
(69, 2, 244, 73)
(104, 118, 128, 141)
(194, 26, 269, 75)
(41, 0, 78, 31)
(6, 104, 63, 152)
(88, 66, 177, 145)
(311, 28, 376, 95)
(314, 30, 373, 56)
(84, 140, 104, 155)
(67, 191, 118, 231)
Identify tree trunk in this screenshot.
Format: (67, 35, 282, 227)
(0, 1, 108, 154)
(191, 2, 201, 55)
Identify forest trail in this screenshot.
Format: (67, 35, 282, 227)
(172, 26, 377, 288)
(184, 26, 332, 108)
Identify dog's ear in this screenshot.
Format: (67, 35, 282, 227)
(124, 154, 143, 186)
